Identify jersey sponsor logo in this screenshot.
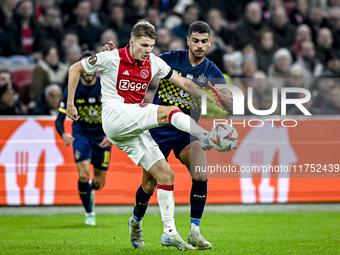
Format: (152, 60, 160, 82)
(179, 89, 190, 98)
(138, 103, 148, 108)
(140, 69, 149, 79)
(88, 97, 96, 103)
(119, 79, 148, 91)
(88, 56, 97, 65)
(123, 70, 129, 75)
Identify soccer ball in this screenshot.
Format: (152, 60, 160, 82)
(208, 123, 238, 152)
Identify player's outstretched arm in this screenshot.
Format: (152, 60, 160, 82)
(66, 61, 86, 121)
(168, 73, 226, 110)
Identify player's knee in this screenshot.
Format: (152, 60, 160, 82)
(78, 173, 89, 183)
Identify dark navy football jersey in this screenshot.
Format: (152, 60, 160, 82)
(59, 77, 104, 137)
(152, 50, 225, 122)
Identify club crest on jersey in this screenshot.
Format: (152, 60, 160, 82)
(197, 74, 206, 84)
(140, 69, 149, 79)
(138, 103, 148, 108)
(88, 56, 97, 65)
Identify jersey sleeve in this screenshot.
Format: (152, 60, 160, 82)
(81, 51, 114, 74)
(151, 53, 172, 79)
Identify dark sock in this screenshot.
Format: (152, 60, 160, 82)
(78, 180, 93, 213)
(190, 180, 207, 221)
(133, 185, 152, 221)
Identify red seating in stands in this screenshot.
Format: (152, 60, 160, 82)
(12, 69, 33, 105)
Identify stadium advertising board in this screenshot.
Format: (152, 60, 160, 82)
(0, 118, 339, 205)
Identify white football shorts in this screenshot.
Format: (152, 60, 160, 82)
(102, 102, 164, 171)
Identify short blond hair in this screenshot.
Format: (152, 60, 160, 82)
(131, 22, 157, 41)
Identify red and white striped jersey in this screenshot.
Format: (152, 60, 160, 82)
(81, 45, 171, 105)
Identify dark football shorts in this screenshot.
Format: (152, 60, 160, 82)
(150, 124, 199, 160)
(72, 129, 111, 170)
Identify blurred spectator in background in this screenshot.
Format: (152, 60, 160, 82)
(0, 69, 13, 87)
(256, 29, 278, 72)
(233, 54, 258, 94)
(95, 28, 119, 53)
(311, 76, 335, 108)
(234, 2, 267, 50)
(316, 27, 334, 65)
(64, 0, 102, 51)
(328, 8, 340, 51)
(268, 48, 293, 88)
(35, 0, 54, 22)
(195, 0, 247, 22)
(287, 91, 320, 115)
(323, 53, 340, 77)
(205, 30, 225, 71)
(156, 27, 173, 52)
(5, 0, 45, 63)
(125, 0, 149, 26)
(289, 0, 309, 25)
(250, 71, 269, 95)
(29, 41, 68, 106)
(65, 44, 82, 67)
(106, 4, 131, 47)
(305, 5, 328, 42)
(138, 5, 163, 28)
(0, 83, 26, 115)
(89, 0, 105, 27)
(39, 5, 63, 49)
(263, 0, 283, 19)
(60, 31, 80, 62)
(0, 27, 9, 61)
(173, 3, 200, 43)
(291, 40, 323, 84)
(206, 8, 236, 53)
(289, 24, 312, 62)
(223, 51, 243, 77)
(267, 5, 296, 48)
(0, 0, 18, 27)
(30, 84, 62, 116)
(319, 84, 340, 114)
(167, 37, 186, 51)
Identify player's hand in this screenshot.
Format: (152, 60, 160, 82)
(66, 105, 79, 121)
(221, 90, 233, 111)
(101, 41, 116, 52)
(62, 133, 75, 146)
(99, 136, 112, 148)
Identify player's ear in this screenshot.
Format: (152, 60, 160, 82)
(209, 37, 212, 47)
(129, 38, 134, 46)
(187, 36, 190, 47)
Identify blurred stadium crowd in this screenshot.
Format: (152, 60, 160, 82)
(0, 0, 339, 116)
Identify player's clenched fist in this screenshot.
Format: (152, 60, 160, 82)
(66, 104, 79, 121)
(62, 133, 75, 146)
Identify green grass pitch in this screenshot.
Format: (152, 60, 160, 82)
(0, 211, 339, 254)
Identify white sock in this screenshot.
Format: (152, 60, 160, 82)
(169, 110, 208, 137)
(157, 185, 177, 235)
(190, 223, 200, 233)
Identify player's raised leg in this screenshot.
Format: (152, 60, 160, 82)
(76, 159, 96, 225)
(128, 170, 156, 249)
(179, 141, 212, 249)
(157, 106, 211, 150)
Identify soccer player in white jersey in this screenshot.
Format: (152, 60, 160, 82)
(66, 22, 228, 251)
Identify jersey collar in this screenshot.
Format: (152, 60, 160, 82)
(122, 44, 149, 65)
